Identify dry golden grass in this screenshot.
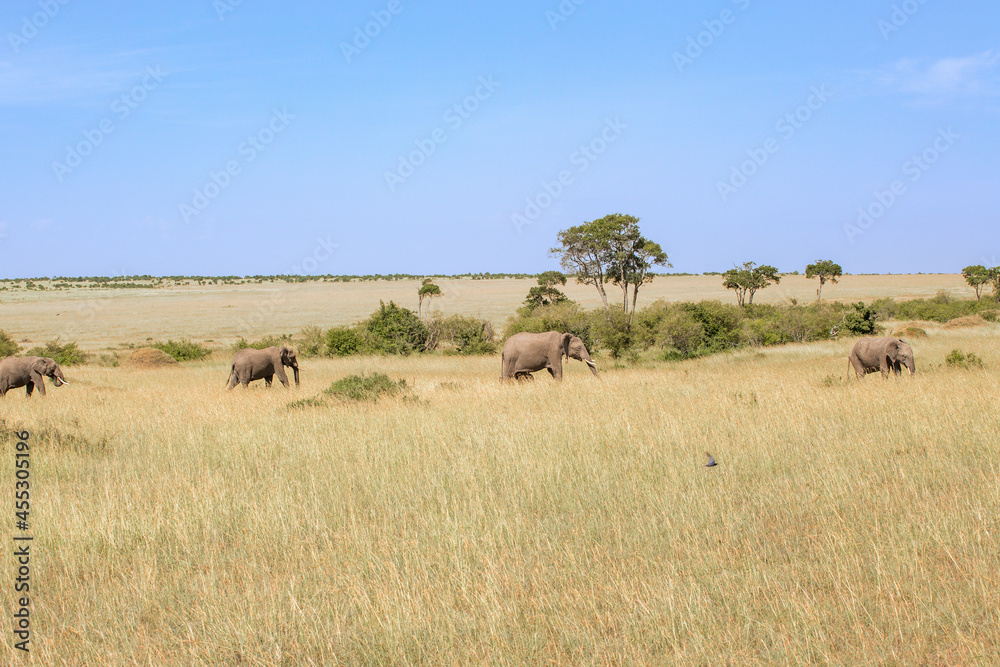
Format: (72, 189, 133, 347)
(0, 274, 973, 353)
(2, 325, 998, 663)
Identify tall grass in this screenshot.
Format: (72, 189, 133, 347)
(1, 328, 998, 663)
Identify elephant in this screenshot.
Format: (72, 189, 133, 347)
(226, 346, 299, 389)
(0, 356, 68, 397)
(848, 337, 915, 379)
(501, 331, 597, 381)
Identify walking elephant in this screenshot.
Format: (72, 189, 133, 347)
(501, 331, 597, 381)
(848, 337, 915, 379)
(226, 346, 299, 389)
(0, 356, 68, 397)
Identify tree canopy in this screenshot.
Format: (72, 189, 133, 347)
(722, 262, 781, 307)
(961, 265, 994, 301)
(805, 260, 843, 301)
(522, 271, 571, 313)
(550, 213, 668, 325)
(417, 278, 442, 317)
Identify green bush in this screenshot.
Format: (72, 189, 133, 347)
(150, 339, 211, 362)
(0, 330, 19, 358)
(297, 326, 325, 358)
(325, 327, 362, 357)
(946, 349, 984, 369)
(433, 315, 497, 355)
(841, 302, 879, 336)
(324, 373, 407, 401)
(364, 301, 428, 355)
(590, 308, 634, 359)
(26, 339, 87, 366)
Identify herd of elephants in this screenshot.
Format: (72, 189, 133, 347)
(0, 332, 916, 398)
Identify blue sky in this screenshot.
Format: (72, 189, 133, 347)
(1, 1, 998, 278)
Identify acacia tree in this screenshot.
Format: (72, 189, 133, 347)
(722, 262, 781, 307)
(551, 213, 668, 324)
(522, 271, 571, 312)
(550, 221, 613, 308)
(962, 265, 993, 301)
(417, 278, 442, 317)
(805, 260, 843, 301)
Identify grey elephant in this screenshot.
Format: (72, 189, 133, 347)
(0, 356, 69, 397)
(226, 346, 299, 389)
(501, 331, 597, 381)
(848, 337, 915, 379)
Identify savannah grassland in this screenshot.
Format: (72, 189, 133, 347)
(2, 276, 999, 664)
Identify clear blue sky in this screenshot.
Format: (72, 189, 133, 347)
(2, 1, 998, 278)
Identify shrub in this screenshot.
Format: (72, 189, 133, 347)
(590, 308, 633, 360)
(231, 334, 293, 354)
(0, 330, 19, 358)
(150, 339, 211, 362)
(324, 373, 407, 401)
(325, 327, 362, 357)
(841, 302, 879, 336)
(364, 301, 428, 355)
(26, 339, 87, 365)
(297, 326, 325, 358)
(946, 349, 984, 369)
(433, 315, 497, 355)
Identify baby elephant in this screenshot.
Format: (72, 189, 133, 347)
(226, 346, 299, 389)
(848, 337, 915, 379)
(0, 356, 69, 397)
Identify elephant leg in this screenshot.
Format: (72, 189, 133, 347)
(275, 368, 289, 388)
(25, 381, 34, 397)
(226, 371, 239, 390)
(264, 375, 273, 388)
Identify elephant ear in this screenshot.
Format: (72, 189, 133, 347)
(885, 338, 900, 359)
(562, 333, 573, 360)
(31, 358, 49, 375)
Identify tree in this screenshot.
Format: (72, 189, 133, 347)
(551, 221, 613, 309)
(550, 213, 668, 324)
(961, 265, 992, 301)
(805, 260, 843, 301)
(722, 262, 781, 307)
(603, 216, 670, 325)
(417, 278, 442, 317)
(522, 271, 571, 313)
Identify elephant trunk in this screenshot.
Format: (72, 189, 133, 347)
(292, 365, 300, 387)
(53, 368, 66, 386)
(906, 359, 916, 376)
(585, 359, 598, 376)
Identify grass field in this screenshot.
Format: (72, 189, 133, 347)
(2, 279, 999, 663)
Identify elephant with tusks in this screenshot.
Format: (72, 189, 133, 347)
(0, 356, 69, 397)
(501, 331, 597, 381)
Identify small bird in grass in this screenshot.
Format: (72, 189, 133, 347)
(704, 452, 717, 467)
